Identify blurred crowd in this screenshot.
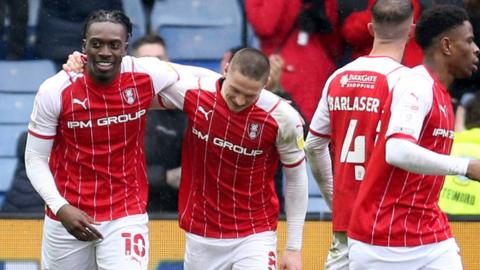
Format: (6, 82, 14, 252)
(1, 0, 479, 215)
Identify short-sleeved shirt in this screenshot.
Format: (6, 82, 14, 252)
(309, 56, 408, 232)
(159, 76, 305, 238)
(348, 65, 455, 246)
(28, 56, 179, 221)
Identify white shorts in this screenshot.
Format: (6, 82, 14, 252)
(42, 214, 149, 270)
(325, 232, 349, 270)
(184, 231, 277, 270)
(348, 237, 462, 270)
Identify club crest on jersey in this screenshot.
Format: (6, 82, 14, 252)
(248, 122, 259, 140)
(122, 88, 136, 105)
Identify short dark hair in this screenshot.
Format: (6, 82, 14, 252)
(83, 10, 133, 41)
(371, 0, 413, 24)
(415, 5, 469, 50)
(132, 34, 166, 53)
(465, 92, 480, 129)
(229, 48, 270, 82)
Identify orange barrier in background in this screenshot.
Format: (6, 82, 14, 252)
(0, 219, 478, 269)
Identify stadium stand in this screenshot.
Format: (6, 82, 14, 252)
(0, 59, 56, 206)
(122, 0, 147, 46)
(25, 0, 41, 59)
(0, 60, 56, 92)
(150, 0, 244, 61)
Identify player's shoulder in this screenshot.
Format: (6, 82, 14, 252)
(410, 65, 434, 83)
(197, 76, 219, 93)
(38, 70, 75, 98)
(259, 90, 302, 125)
(123, 55, 173, 73)
(397, 65, 433, 89)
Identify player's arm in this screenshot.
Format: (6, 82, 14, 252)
(384, 73, 480, 180)
(274, 101, 308, 270)
(386, 138, 470, 175)
(304, 135, 332, 209)
(26, 80, 102, 241)
(304, 86, 333, 209)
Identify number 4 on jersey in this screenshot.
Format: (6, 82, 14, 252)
(340, 119, 365, 181)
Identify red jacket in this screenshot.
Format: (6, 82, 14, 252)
(246, 0, 342, 122)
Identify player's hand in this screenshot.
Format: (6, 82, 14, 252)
(466, 159, 480, 181)
(56, 204, 103, 241)
(62, 51, 86, 73)
(279, 249, 302, 270)
(265, 54, 285, 92)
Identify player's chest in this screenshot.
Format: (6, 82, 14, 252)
(187, 101, 277, 150)
(59, 83, 153, 129)
(422, 91, 455, 148)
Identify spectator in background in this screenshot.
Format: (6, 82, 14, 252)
(1, 131, 44, 212)
(0, 0, 28, 59)
(36, 0, 122, 67)
(439, 91, 480, 214)
(132, 34, 185, 213)
(245, 0, 343, 123)
(342, 0, 423, 67)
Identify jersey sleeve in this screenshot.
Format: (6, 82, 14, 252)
(308, 74, 333, 137)
(28, 76, 63, 139)
(169, 62, 220, 78)
(385, 72, 433, 142)
(132, 56, 180, 94)
(158, 75, 218, 111)
(274, 101, 306, 166)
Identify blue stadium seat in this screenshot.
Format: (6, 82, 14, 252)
(0, 157, 16, 192)
(0, 194, 4, 208)
(0, 125, 27, 158)
(0, 93, 35, 124)
(122, 0, 146, 45)
(150, 0, 243, 60)
(281, 164, 331, 214)
(175, 60, 220, 73)
(0, 60, 56, 93)
(156, 261, 183, 270)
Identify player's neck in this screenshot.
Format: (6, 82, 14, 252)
(86, 69, 121, 87)
(423, 56, 454, 89)
(369, 40, 406, 63)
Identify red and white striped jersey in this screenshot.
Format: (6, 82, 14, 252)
(309, 56, 408, 232)
(159, 76, 305, 238)
(28, 56, 179, 221)
(348, 65, 455, 246)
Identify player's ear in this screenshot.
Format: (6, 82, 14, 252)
(82, 39, 86, 54)
(440, 37, 452, 56)
(367, 22, 374, 38)
(223, 62, 229, 77)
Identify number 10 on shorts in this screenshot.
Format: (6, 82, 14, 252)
(121, 232, 146, 257)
